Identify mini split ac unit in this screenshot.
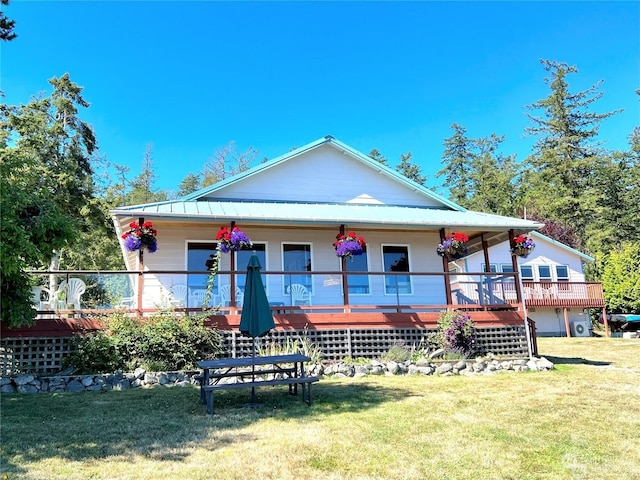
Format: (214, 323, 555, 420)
(570, 320, 591, 337)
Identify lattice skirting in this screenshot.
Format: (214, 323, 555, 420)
(1, 326, 529, 376)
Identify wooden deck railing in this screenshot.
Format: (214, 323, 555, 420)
(25, 270, 604, 317)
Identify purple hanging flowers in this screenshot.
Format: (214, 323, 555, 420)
(122, 221, 158, 253)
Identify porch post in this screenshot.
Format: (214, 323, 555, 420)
(137, 216, 144, 314)
(440, 228, 453, 307)
(602, 306, 610, 337)
(340, 224, 350, 312)
(230, 221, 237, 310)
(563, 307, 571, 337)
(509, 229, 523, 305)
(481, 235, 491, 273)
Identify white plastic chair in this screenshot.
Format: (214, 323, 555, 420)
(287, 283, 311, 306)
(219, 284, 243, 307)
(189, 289, 209, 308)
(56, 278, 86, 309)
(168, 285, 188, 308)
(31, 286, 51, 311)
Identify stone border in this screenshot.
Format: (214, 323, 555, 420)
(0, 357, 555, 394)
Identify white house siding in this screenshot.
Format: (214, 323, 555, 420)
(200, 145, 441, 207)
(464, 234, 590, 336)
(131, 223, 447, 309)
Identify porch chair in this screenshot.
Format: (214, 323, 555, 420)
(189, 288, 209, 308)
(167, 284, 188, 308)
(31, 286, 51, 311)
(219, 284, 243, 307)
(56, 278, 86, 309)
(287, 283, 311, 306)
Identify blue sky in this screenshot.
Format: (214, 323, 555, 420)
(2, 1, 638, 195)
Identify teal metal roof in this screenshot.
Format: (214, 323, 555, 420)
(111, 200, 540, 231)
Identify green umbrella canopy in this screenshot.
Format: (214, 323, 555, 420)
(239, 254, 275, 338)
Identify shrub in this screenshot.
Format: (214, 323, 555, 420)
(65, 312, 224, 373)
(381, 343, 411, 363)
(258, 330, 323, 365)
(64, 330, 123, 374)
(432, 311, 476, 357)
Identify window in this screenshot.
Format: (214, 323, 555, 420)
(556, 265, 570, 291)
(481, 263, 498, 273)
(383, 245, 411, 294)
(282, 243, 312, 293)
(520, 265, 534, 282)
(236, 244, 267, 292)
(555, 265, 569, 281)
(187, 242, 218, 292)
(538, 265, 552, 282)
(342, 247, 369, 294)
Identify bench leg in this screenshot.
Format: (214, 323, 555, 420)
(206, 390, 214, 415)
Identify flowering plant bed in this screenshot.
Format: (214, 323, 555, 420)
(122, 221, 158, 253)
(215, 226, 253, 253)
(511, 235, 535, 257)
(436, 232, 469, 259)
(333, 231, 366, 259)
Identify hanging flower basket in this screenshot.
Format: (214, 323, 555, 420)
(122, 221, 158, 253)
(215, 226, 253, 253)
(511, 235, 535, 258)
(437, 232, 469, 260)
(333, 231, 366, 259)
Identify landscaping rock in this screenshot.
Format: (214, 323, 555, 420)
(66, 380, 84, 392)
(13, 374, 34, 386)
(436, 363, 453, 375)
(1, 384, 16, 393)
(0, 354, 555, 395)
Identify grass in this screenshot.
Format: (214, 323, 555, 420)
(1, 337, 639, 480)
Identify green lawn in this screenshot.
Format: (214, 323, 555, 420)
(1, 337, 639, 480)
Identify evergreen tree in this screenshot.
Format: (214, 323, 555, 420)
(0, 74, 103, 326)
(368, 148, 389, 165)
(522, 59, 621, 246)
(396, 151, 427, 185)
(127, 144, 168, 205)
(177, 172, 202, 196)
(437, 123, 476, 205)
(0, 0, 16, 41)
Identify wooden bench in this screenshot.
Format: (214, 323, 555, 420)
(203, 376, 319, 414)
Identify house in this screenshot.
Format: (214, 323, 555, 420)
(107, 135, 547, 358)
(462, 231, 605, 337)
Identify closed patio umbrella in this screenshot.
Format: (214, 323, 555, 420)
(239, 253, 275, 404)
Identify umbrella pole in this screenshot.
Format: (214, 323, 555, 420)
(251, 337, 256, 404)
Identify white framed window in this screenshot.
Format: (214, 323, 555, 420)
(382, 244, 411, 294)
(282, 243, 312, 294)
(342, 247, 370, 295)
(520, 265, 534, 282)
(235, 243, 267, 293)
(556, 265, 570, 291)
(481, 263, 498, 273)
(538, 265, 552, 282)
(187, 241, 218, 292)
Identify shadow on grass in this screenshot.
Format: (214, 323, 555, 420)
(542, 355, 611, 367)
(0, 380, 406, 474)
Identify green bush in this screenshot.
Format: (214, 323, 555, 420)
(380, 343, 412, 363)
(65, 312, 224, 373)
(64, 330, 123, 374)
